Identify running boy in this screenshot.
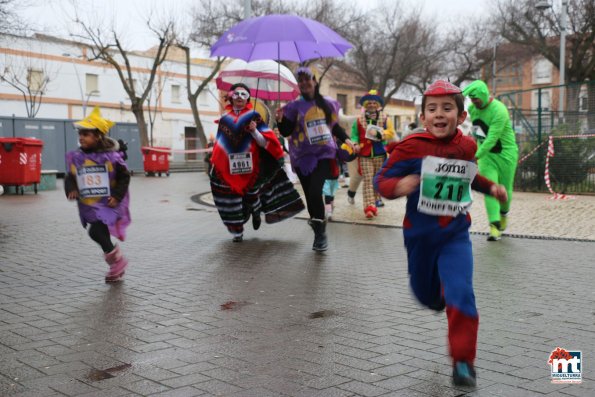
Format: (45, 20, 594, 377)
(374, 80, 507, 387)
(65, 107, 131, 282)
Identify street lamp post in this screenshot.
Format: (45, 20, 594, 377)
(62, 53, 87, 116)
(558, 0, 567, 117)
(492, 43, 498, 95)
(84, 90, 99, 116)
(536, 0, 568, 117)
(244, 0, 251, 19)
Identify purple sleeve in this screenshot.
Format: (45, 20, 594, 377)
(283, 101, 298, 123)
(325, 97, 341, 127)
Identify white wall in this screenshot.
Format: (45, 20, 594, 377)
(0, 34, 220, 154)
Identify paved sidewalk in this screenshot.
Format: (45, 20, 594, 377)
(324, 184, 595, 241)
(1, 172, 594, 397)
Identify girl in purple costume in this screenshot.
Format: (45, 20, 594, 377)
(276, 66, 357, 251)
(65, 107, 131, 282)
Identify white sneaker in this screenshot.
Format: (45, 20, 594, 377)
(347, 196, 355, 205)
(325, 204, 333, 221)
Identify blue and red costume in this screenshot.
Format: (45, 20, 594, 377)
(374, 130, 495, 364)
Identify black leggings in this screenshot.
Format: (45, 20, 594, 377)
(88, 222, 115, 253)
(297, 159, 332, 220)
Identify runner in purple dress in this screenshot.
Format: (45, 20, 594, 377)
(276, 66, 357, 251)
(65, 107, 131, 282)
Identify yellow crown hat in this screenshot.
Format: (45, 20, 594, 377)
(74, 106, 115, 135)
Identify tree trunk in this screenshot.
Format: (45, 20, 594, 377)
(189, 96, 207, 149)
(131, 103, 149, 147)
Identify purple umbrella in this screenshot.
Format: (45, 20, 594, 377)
(210, 14, 352, 62)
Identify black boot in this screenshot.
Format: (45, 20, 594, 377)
(252, 211, 261, 230)
(308, 218, 328, 251)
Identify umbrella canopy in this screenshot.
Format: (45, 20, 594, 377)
(216, 59, 299, 101)
(210, 14, 352, 62)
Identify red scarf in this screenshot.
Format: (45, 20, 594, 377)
(211, 104, 283, 194)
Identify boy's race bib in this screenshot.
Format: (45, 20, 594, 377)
(229, 152, 253, 175)
(306, 118, 331, 145)
(418, 156, 477, 217)
(77, 164, 110, 198)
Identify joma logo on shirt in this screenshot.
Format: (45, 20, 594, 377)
(435, 163, 466, 174)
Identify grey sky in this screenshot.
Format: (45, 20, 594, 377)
(20, 0, 491, 53)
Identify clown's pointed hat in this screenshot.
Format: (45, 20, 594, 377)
(359, 90, 384, 107)
(74, 106, 115, 135)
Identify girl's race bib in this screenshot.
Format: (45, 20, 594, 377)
(229, 152, 253, 174)
(306, 118, 331, 145)
(77, 165, 110, 198)
(418, 156, 477, 217)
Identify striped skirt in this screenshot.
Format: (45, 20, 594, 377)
(210, 166, 304, 235)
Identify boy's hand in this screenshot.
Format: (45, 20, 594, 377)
(275, 107, 283, 122)
(343, 139, 359, 154)
(394, 174, 420, 197)
(490, 184, 508, 203)
(67, 190, 79, 201)
(107, 196, 119, 208)
(247, 120, 257, 132)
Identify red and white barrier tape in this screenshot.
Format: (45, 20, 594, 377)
(141, 147, 213, 154)
(515, 134, 595, 200)
(518, 134, 595, 165)
(544, 136, 575, 200)
(518, 140, 547, 165)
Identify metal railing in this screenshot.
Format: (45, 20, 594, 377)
(498, 81, 595, 194)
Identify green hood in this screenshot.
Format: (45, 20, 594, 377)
(462, 80, 490, 105)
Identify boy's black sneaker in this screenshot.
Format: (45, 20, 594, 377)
(452, 361, 476, 387)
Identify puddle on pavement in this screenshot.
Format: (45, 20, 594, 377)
(220, 300, 251, 311)
(86, 363, 132, 381)
(309, 310, 336, 319)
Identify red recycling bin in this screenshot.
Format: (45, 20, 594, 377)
(141, 146, 170, 177)
(0, 137, 44, 194)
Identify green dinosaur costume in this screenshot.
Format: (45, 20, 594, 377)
(463, 80, 518, 237)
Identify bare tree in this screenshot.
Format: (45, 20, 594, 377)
(143, 72, 168, 147)
(72, 14, 176, 147)
(176, 42, 225, 149)
(414, 20, 496, 94)
(494, 0, 595, 127)
(1, 51, 54, 117)
(0, 0, 24, 34)
(495, 0, 595, 83)
(346, 4, 434, 104)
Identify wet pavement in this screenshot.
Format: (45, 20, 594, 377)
(1, 172, 594, 397)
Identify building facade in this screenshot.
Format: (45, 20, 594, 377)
(317, 64, 416, 134)
(0, 33, 221, 161)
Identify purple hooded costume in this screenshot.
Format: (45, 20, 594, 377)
(282, 96, 342, 175)
(66, 149, 131, 241)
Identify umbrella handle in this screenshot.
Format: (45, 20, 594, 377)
(254, 77, 260, 101)
(277, 43, 281, 108)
